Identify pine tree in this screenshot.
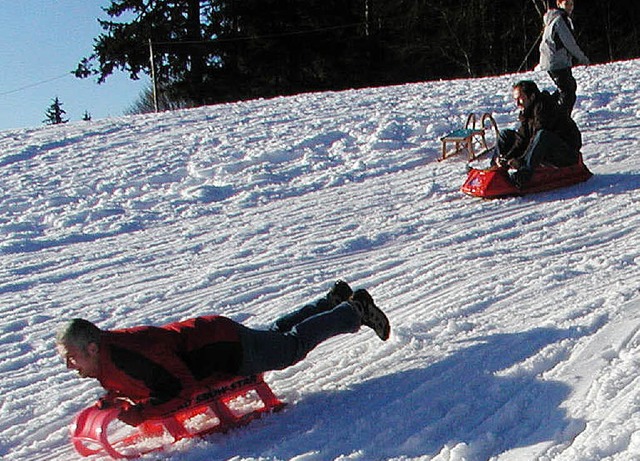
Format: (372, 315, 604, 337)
(75, 0, 377, 105)
(43, 97, 69, 125)
(75, 0, 207, 105)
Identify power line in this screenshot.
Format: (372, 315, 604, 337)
(151, 22, 366, 46)
(0, 73, 71, 97)
(0, 21, 369, 98)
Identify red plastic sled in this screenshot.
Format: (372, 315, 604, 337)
(71, 374, 285, 459)
(460, 158, 593, 198)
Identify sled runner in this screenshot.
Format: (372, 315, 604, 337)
(440, 112, 499, 161)
(71, 374, 285, 459)
(460, 155, 593, 198)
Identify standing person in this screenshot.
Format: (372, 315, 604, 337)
(491, 80, 582, 188)
(538, 0, 590, 115)
(56, 280, 390, 426)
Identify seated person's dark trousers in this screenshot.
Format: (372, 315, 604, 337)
(521, 130, 577, 168)
(492, 129, 576, 169)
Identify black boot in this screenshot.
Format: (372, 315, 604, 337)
(327, 280, 353, 306)
(350, 289, 390, 341)
(509, 167, 533, 190)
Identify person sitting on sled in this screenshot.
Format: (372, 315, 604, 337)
(491, 80, 582, 188)
(56, 281, 390, 427)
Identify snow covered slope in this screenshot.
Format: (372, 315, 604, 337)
(1, 59, 639, 461)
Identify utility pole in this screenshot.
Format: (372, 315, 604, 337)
(149, 39, 159, 112)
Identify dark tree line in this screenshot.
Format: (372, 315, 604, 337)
(76, 0, 640, 110)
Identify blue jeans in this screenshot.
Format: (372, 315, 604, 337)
(236, 301, 360, 375)
(270, 295, 335, 333)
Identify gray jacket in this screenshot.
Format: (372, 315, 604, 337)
(538, 9, 589, 71)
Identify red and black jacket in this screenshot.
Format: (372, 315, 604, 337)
(96, 315, 242, 421)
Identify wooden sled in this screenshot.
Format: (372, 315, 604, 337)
(71, 374, 285, 459)
(440, 113, 499, 161)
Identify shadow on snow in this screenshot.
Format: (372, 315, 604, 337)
(186, 327, 585, 460)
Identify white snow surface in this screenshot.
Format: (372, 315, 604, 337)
(1, 59, 640, 461)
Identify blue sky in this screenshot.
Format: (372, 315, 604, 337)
(0, 1, 149, 132)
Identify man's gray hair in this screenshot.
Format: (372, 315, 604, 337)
(56, 318, 101, 350)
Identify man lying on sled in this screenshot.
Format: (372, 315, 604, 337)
(56, 281, 390, 427)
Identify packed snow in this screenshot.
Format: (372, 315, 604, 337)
(1, 59, 639, 461)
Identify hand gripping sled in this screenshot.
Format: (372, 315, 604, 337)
(71, 374, 285, 459)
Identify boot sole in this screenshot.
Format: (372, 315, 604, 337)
(363, 303, 390, 341)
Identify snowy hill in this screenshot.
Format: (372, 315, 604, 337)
(1, 59, 639, 461)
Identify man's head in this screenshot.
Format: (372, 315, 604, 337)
(512, 80, 540, 112)
(56, 318, 102, 378)
(557, 0, 574, 15)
